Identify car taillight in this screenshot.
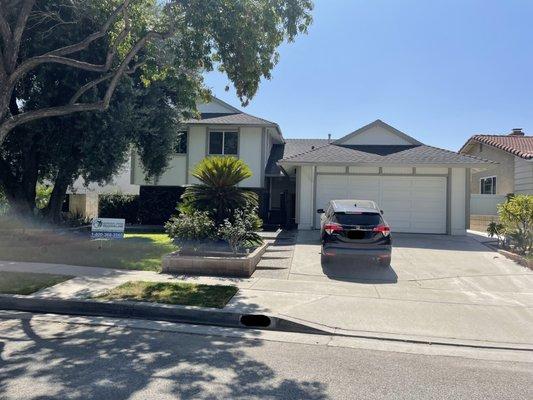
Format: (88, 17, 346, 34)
(373, 224, 391, 236)
(324, 223, 343, 235)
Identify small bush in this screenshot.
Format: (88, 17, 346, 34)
(497, 194, 533, 255)
(99, 194, 140, 224)
(165, 210, 216, 251)
(217, 208, 263, 253)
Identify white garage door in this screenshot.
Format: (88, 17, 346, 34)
(315, 175, 447, 233)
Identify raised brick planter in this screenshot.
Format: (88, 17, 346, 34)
(162, 242, 269, 277)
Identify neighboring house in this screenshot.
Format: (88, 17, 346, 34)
(69, 155, 140, 196)
(459, 129, 533, 195)
(132, 98, 493, 234)
(66, 156, 139, 220)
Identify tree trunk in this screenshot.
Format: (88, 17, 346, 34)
(42, 165, 77, 224)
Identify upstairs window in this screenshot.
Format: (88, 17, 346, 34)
(480, 176, 496, 194)
(209, 131, 238, 155)
(175, 131, 188, 154)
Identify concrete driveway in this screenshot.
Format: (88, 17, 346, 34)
(229, 230, 533, 346)
(290, 231, 532, 293)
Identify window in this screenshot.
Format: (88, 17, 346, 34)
(480, 176, 496, 194)
(209, 131, 238, 155)
(175, 131, 187, 154)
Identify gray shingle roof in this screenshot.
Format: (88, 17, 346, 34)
(185, 112, 277, 126)
(265, 139, 330, 176)
(278, 144, 494, 166)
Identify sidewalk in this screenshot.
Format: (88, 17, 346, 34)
(1, 259, 532, 347)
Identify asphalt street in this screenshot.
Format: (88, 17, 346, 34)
(0, 313, 531, 400)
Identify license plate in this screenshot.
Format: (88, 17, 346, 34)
(347, 230, 365, 240)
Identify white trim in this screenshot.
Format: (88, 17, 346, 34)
(334, 119, 423, 146)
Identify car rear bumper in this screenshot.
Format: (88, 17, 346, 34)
(322, 244, 391, 258)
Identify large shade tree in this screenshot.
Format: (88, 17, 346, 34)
(0, 0, 313, 220)
(0, 0, 313, 144)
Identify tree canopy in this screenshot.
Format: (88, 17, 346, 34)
(0, 0, 313, 221)
(0, 0, 313, 143)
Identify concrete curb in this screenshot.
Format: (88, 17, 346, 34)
(0, 294, 326, 335)
(1, 295, 532, 352)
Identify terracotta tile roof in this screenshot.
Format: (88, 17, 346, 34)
(461, 134, 533, 159)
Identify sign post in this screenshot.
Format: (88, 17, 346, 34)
(91, 218, 125, 239)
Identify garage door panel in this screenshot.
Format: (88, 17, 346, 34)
(315, 174, 447, 234)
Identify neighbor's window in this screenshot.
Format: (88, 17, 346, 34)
(175, 131, 187, 154)
(209, 131, 238, 155)
(480, 176, 496, 194)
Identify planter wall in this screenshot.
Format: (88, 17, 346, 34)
(162, 242, 268, 277)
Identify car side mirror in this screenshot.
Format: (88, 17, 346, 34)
(380, 210, 384, 214)
(317, 209, 325, 214)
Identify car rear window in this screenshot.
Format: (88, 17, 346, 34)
(334, 212, 382, 226)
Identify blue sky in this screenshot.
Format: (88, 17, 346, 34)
(204, 0, 533, 151)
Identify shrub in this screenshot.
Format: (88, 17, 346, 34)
(182, 156, 259, 224)
(487, 221, 506, 247)
(497, 194, 533, 255)
(35, 184, 52, 210)
(99, 194, 140, 224)
(217, 208, 263, 253)
(165, 210, 216, 251)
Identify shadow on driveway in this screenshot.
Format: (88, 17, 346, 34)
(321, 258, 398, 284)
(392, 233, 491, 252)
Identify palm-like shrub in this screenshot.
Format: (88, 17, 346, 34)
(182, 156, 259, 224)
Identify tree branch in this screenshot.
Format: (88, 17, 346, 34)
(4, 0, 35, 72)
(0, 102, 106, 143)
(69, 61, 144, 105)
(0, 2, 12, 44)
(47, 0, 130, 57)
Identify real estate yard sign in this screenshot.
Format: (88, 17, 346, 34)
(91, 218, 125, 239)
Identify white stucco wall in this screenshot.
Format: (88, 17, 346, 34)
(70, 157, 139, 195)
(131, 124, 266, 188)
(187, 126, 208, 184)
(339, 126, 413, 145)
(450, 167, 467, 235)
(296, 165, 315, 230)
(132, 154, 187, 186)
(238, 126, 263, 188)
(514, 157, 533, 194)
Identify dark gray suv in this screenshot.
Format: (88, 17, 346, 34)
(317, 199, 392, 266)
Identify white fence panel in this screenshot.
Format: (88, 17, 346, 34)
(470, 194, 506, 215)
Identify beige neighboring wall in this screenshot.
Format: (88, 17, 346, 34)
(514, 157, 533, 194)
(465, 143, 514, 194)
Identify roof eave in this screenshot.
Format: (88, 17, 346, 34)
(277, 160, 497, 169)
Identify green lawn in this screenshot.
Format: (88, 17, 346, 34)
(0, 271, 72, 295)
(0, 230, 176, 272)
(96, 281, 238, 309)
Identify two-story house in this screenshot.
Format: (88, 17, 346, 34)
(131, 97, 493, 234)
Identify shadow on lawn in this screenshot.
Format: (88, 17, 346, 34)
(0, 315, 327, 399)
